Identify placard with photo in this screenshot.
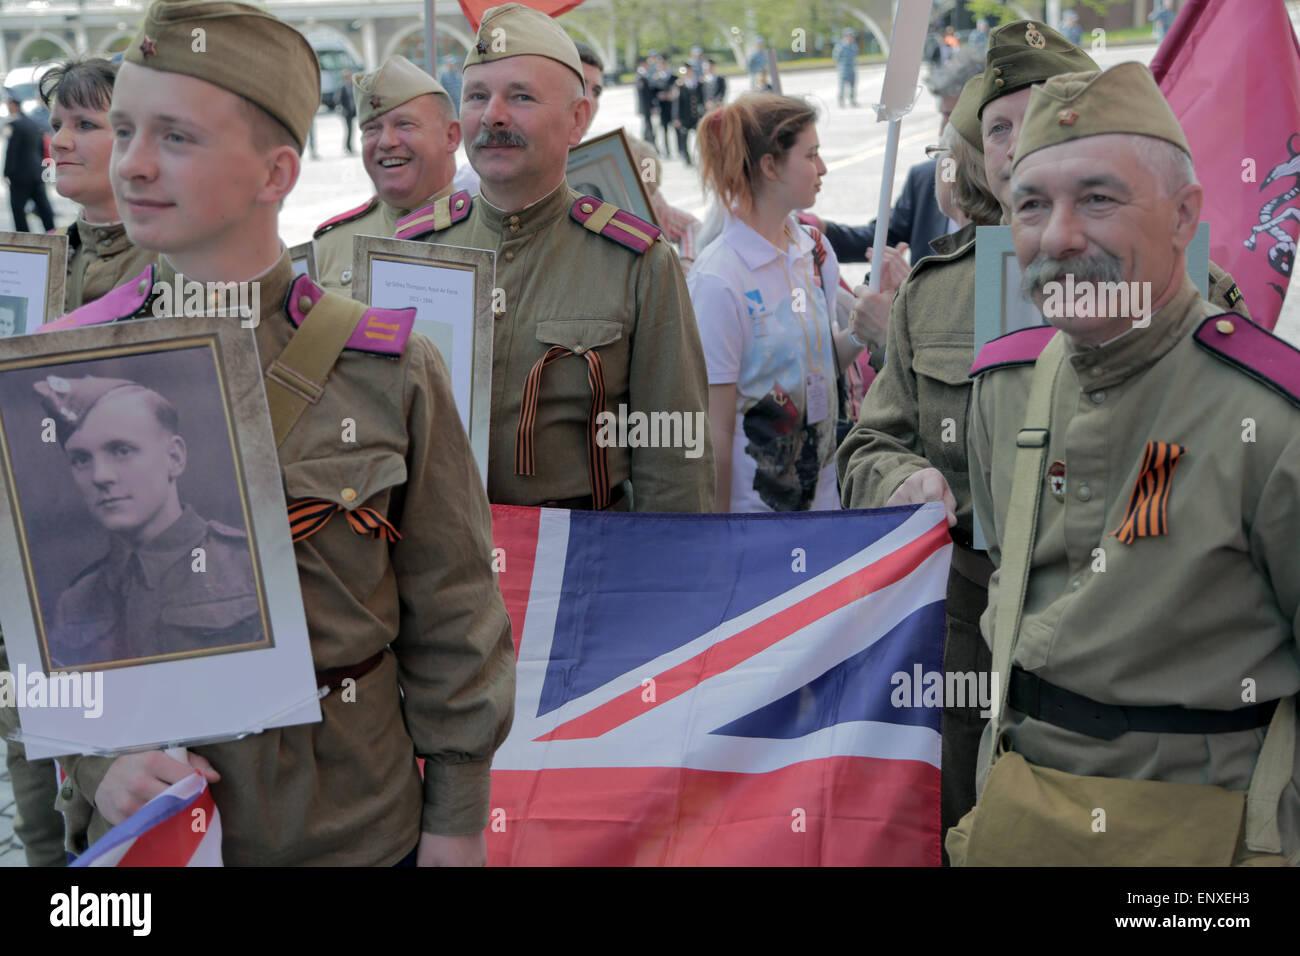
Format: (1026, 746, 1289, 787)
(566, 128, 658, 226)
(0, 231, 68, 336)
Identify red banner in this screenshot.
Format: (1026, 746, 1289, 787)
(457, 0, 586, 32)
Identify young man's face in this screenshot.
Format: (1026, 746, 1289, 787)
(361, 94, 462, 209)
(65, 389, 187, 543)
(108, 61, 285, 259)
(461, 55, 590, 196)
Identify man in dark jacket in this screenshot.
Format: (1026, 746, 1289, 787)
(4, 89, 56, 232)
(339, 70, 356, 154)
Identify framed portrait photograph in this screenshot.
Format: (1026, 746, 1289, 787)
(289, 240, 317, 282)
(0, 231, 69, 336)
(351, 236, 494, 481)
(566, 129, 658, 226)
(0, 317, 319, 759)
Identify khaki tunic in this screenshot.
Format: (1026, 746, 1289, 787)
(313, 184, 455, 298)
(51, 506, 261, 669)
(430, 182, 714, 511)
(57, 251, 515, 865)
(0, 641, 66, 866)
(63, 218, 156, 312)
(968, 276, 1300, 858)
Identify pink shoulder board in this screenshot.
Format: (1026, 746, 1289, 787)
(285, 273, 415, 357)
(969, 325, 1057, 377)
(1194, 313, 1300, 408)
(312, 195, 378, 239)
(394, 190, 473, 241)
(570, 197, 661, 254)
(39, 264, 155, 334)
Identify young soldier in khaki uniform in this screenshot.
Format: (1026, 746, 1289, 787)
(312, 55, 461, 297)
(956, 63, 1299, 865)
(45, 0, 514, 866)
(398, 3, 714, 512)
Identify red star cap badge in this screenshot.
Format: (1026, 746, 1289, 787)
(476, 40, 488, 54)
(1057, 108, 1079, 126)
(140, 36, 156, 57)
(370, 95, 382, 109)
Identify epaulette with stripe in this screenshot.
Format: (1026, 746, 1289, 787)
(284, 274, 415, 357)
(1194, 313, 1300, 409)
(39, 263, 156, 334)
(394, 190, 473, 241)
(969, 325, 1057, 377)
(570, 197, 661, 254)
(312, 195, 379, 239)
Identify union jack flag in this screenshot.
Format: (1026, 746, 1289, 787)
(487, 502, 950, 866)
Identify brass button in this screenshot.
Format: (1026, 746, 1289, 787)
(580, 202, 594, 214)
(509, 215, 519, 224)
(136, 278, 149, 295)
(994, 78, 1005, 87)
(1076, 484, 1092, 502)
(493, 308, 505, 320)
(297, 295, 313, 314)
(340, 268, 352, 283)
(1215, 319, 1235, 335)
(509, 224, 519, 233)
(341, 487, 357, 502)
(573, 345, 585, 355)
(504, 250, 515, 261)
(993, 67, 1002, 77)
(455, 198, 465, 210)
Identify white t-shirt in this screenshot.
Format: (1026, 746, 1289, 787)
(688, 213, 843, 513)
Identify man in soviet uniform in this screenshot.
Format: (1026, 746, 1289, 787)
(398, 3, 714, 512)
(958, 62, 1299, 864)
(312, 55, 461, 297)
(35, 375, 262, 668)
(45, 0, 514, 867)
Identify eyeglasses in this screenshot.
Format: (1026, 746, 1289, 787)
(924, 144, 950, 160)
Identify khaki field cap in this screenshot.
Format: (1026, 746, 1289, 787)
(978, 19, 1098, 117)
(462, 2, 585, 90)
(124, 0, 320, 150)
(1014, 62, 1192, 167)
(33, 375, 142, 446)
(949, 73, 984, 150)
(354, 54, 452, 128)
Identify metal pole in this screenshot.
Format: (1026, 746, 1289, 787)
(424, 0, 436, 75)
(868, 118, 901, 292)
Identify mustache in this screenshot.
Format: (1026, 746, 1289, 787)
(1021, 252, 1123, 298)
(471, 129, 528, 149)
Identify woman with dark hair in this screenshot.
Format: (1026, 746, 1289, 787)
(40, 57, 154, 310)
(688, 93, 863, 513)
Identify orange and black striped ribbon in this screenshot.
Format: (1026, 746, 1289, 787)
(1109, 441, 1186, 545)
(287, 498, 402, 544)
(515, 344, 610, 510)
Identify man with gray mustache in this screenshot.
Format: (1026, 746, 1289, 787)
(955, 63, 1300, 865)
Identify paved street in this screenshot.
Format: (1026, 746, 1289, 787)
(2, 43, 1298, 867)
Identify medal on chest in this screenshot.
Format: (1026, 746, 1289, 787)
(1048, 460, 1066, 502)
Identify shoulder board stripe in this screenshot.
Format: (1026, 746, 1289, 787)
(969, 325, 1058, 377)
(39, 263, 155, 334)
(571, 197, 661, 254)
(394, 190, 472, 241)
(1193, 313, 1300, 408)
(312, 195, 379, 239)
(284, 273, 416, 357)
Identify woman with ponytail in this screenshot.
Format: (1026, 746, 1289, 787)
(688, 94, 863, 513)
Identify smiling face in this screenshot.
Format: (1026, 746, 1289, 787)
(108, 61, 297, 270)
(980, 86, 1033, 216)
(64, 388, 187, 545)
(460, 54, 590, 209)
(361, 93, 461, 209)
(49, 99, 116, 220)
(1010, 134, 1202, 343)
(762, 122, 826, 213)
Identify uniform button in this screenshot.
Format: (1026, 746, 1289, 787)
(509, 224, 520, 233)
(493, 309, 505, 321)
(1071, 578, 1081, 591)
(574, 345, 585, 355)
(509, 215, 520, 224)
(340, 268, 352, 283)
(455, 198, 465, 210)
(1090, 390, 1105, 404)
(341, 487, 357, 502)
(60, 784, 73, 800)
(1089, 366, 1101, 377)
(1215, 319, 1235, 335)
(580, 202, 594, 214)
(993, 67, 1003, 77)
(98, 238, 112, 247)
(1076, 484, 1091, 501)
(994, 78, 1004, 87)
(504, 250, 515, 261)
(136, 278, 149, 295)
(297, 295, 313, 314)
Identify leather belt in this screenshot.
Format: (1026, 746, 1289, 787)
(1008, 666, 1278, 741)
(950, 542, 994, 588)
(316, 651, 384, 694)
(542, 480, 628, 511)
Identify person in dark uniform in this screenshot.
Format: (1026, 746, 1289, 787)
(339, 70, 356, 154)
(4, 89, 56, 232)
(35, 375, 262, 668)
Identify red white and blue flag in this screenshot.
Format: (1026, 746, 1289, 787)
(488, 502, 949, 866)
(70, 772, 222, 867)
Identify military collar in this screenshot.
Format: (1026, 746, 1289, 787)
(103, 505, 208, 591)
(155, 247, 295, 327)
(73, 217, 133, 260)
(475, 180, 574, 237)
(927, 221, 977, 257)
(1064, 274, 1205, 391)
(379, 181, 456, 232)
(723, 212, 814, 271)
